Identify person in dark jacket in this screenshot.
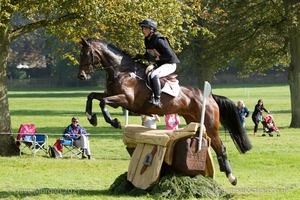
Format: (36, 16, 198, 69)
(252, 99, 269, 136)
(63, 117, 92, 159)
(135, 18, 180, 108)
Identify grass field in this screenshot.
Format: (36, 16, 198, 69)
(1, 84, 300, 199)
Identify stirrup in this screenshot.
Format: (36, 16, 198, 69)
(149, 97, 162, 108)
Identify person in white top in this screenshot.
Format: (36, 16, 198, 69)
(141, 114, 160, 129)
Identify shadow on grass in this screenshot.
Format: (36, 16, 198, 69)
(271, 110, 291, 114)
(10, 110, 85, 117)
(8, 92, 88, 98)
(0, 188, 134, 199)
(10, 108, 124, 121)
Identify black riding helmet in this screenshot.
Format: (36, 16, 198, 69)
(139, 18, 157, 31)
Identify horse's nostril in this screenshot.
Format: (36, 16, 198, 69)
(77, 75, 84, 80)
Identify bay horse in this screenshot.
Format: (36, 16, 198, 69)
(77, 38, 252, 185)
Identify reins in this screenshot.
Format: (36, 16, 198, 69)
(85, 40, 146, 84)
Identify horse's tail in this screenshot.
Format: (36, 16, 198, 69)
(212, 94, 252, 154)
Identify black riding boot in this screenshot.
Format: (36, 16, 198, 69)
(82, 148, 88, 159)
(149, 75, 162, 108)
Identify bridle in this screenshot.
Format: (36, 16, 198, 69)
(89, 46, 104, 71)
(81, 41, 144, 83)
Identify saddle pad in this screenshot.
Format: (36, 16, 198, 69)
(161, 80, 180, 97)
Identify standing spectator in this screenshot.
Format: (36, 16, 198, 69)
(237, 100, 250, 128)
(165, 114, 180, 130)
(252, 99, 269, 136)
(141, 114, 160, 129)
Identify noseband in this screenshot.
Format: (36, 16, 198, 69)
(90, 46, 99, 70)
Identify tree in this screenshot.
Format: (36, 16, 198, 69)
(197, 0, 300, 127)
(0, 1, 205, 155)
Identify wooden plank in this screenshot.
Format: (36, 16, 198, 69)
(123, 124, 172, 147)
(173, 122, 201, 133)
(205, 146, 215, 178)
(127, 143, 166, 190)
(127, 143, 145, 181)
(123, 123, 200, 148)
(135, 132, 170, 146)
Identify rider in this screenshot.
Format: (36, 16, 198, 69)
(135, 18, 180, 108)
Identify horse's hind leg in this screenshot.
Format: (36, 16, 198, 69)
(217, 141, 237, 185)
(211, 138, 237, 185)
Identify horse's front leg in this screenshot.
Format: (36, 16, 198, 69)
(99, 94, 129, 129)
(99, 99, 120, 129)
(85, 92, 109, 126)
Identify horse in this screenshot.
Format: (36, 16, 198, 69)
(77, 38, 252, 185)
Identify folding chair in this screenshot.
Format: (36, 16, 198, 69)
(16, 124, 48, 156)
(16, 124, 36, 148)
(60, 139, 83, 158)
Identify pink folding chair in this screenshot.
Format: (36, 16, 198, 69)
(16, 124, 48, 156)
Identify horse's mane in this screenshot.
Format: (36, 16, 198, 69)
(87, 38, 146, 72)
(87, 38, 133, 58)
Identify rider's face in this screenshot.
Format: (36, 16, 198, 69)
(142, 27, 152, 37)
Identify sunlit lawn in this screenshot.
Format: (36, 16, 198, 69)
(1, 84, 299, 199)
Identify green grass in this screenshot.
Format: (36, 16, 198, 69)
(1, 84, 299, 199)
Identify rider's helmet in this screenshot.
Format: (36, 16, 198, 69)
(139, 18, 157, 31)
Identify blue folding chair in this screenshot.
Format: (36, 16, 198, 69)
(17, 134, 48, 156)
(60, 139, 83, 158)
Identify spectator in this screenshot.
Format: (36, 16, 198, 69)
(237, 100, 250, 127)
(165, 114, 180, 130)
(252, 99, 269, 136)
(141, 114, 160, 129)
(63, 117, 93, 159)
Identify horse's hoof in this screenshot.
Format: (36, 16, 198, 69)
(231, 178, 237, 186)
(88, 114, 98, 126)
(228, 173, 237, 186)
(112, 118, 121, 129)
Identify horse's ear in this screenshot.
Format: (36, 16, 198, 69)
(80, 38, 89, 46)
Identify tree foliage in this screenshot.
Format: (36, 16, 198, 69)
(1, 0, 300, 156)
(0, 0, 210, 155)
(179, 0, 300, 127)
(204, 1, 300, 75)
(205, 0, 300, 127)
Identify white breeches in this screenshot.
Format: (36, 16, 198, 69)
(150, 63, 177, 79)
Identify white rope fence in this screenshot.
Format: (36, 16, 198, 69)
(0, 132, 123, 136)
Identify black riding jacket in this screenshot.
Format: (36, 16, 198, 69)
(144, 32, 180, 67)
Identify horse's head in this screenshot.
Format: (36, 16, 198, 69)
(78, 38, 100, 80)
(78, 38, 144, 81)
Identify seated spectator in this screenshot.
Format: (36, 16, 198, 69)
(63, 117, 93, 159)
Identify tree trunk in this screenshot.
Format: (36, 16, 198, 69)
(0, 27, 19, 156)
(288, 26, 300, 128)
(196, 64, 214, 90)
